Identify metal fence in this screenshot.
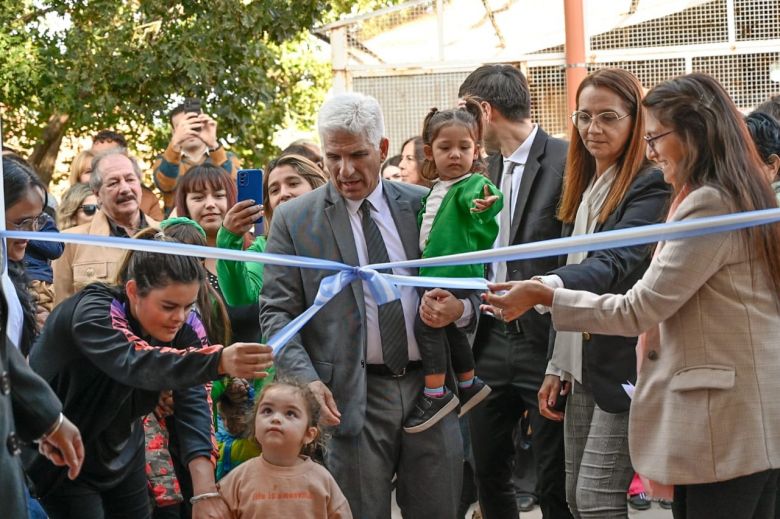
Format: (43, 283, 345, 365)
(319, 0, 780, 148)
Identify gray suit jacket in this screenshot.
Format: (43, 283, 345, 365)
(552, 186, 780, 484)
(259, 180, 427, 437)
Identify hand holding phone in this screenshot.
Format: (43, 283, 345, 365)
(223, 200, 264, 236)
(236, 169, 264, 235)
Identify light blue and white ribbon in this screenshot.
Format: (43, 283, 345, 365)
(4, 206, 780, 355)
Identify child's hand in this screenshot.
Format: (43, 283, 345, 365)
(471, 184, 499, 213)
(224, 378, 250, 404)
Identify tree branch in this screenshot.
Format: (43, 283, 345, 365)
(18, 6, 58, 25)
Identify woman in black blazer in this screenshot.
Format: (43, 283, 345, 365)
(532, 68, 670, 518)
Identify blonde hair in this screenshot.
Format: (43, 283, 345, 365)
(57, 183, 95, 230)
(68, 150, 94, 186)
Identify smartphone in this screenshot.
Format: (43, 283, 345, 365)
(236, 169, 264, 235)
(183, 99, 202, 131)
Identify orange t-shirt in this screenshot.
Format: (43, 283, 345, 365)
(218, 455, 352, 519)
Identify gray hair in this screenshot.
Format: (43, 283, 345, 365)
(317, 92, 385, 149)
(89, 147, 142, 192)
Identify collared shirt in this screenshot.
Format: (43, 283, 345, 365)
(179, 147, 209, 166)
(107, 212, 148, 238)
(344, 182, 421, 364)
(489, 124, 539, 283)
(503, 124, 539, 218)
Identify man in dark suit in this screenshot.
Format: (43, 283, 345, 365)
(458, 64, 572, 519)
(259, 92, 465, 518)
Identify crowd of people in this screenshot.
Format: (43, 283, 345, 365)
(2, 63, 780, 519)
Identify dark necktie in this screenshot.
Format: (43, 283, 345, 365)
(360, 199, 409, 373)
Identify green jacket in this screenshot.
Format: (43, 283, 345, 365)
(215, 228, 266, 306)
(418, 174, 503, 278)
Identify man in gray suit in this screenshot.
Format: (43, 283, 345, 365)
(259, 92, 464, 518)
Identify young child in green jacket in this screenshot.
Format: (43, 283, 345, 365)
(404, 98, 503, 433)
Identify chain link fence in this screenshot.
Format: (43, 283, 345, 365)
(320, 0, 780, 147)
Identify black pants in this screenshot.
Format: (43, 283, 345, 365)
(673, 469, 780, 519)
(41, 457, 151, 519)
(414, 314, 475, 376)
(469, 316, 571, 519)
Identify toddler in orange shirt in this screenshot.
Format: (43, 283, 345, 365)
(218, 378, 352, 518)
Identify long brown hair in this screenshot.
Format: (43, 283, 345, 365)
(558, 68, 649, 224)
(643, 72, 780, 293)
(420, 96, 487, 181)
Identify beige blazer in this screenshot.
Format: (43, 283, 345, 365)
(552, 186, 780, 485)
(52, 210, 159, 305)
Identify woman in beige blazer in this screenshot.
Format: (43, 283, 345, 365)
(483, 73, 780, 519)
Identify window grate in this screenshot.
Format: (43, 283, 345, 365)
(590, 0, 728, 50)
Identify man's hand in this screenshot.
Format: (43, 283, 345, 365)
(198, 114, 219, 150)
(39, 415, 84, 480)
(419, 288, 464, 328)
(218, 343, 273, 379)
(222, 199, 263, 236)
(471, 184, 500, 213)
(308, 380, 341, 426)
(538, 375, 569, 422)
(171, 112, 202, 151)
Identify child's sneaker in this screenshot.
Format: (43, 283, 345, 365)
(403, 388, 459, 433)
(458, 377, 492, 417)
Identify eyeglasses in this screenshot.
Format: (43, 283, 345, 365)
(571, 111, 630, 130)
(643, 130, 675, 153)
(10, 213, 48, 232)
(79, 204, 98, 216)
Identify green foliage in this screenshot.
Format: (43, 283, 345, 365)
(1, 0, 396, 181)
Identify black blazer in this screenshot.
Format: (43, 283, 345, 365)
(474, 127, 568, 357)
(547, 167, 671, 413)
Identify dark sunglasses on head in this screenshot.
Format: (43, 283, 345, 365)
(79, 204, 98, 216)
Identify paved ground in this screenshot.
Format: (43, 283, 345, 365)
(481, 503, 673, 519)
(391, 498, 674, 518)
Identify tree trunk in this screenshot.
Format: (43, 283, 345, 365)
(29, 112, 69, 186)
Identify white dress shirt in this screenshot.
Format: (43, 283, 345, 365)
(345, 182, 421, 364)
(489, 124, 539, 282)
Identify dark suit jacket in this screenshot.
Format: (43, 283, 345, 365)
(548, 167, 671, 413)
(1, 283, 61, 517)
(475, 127, 568, 356)
(259, 180, 428, 437)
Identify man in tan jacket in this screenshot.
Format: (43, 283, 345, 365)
(53, 148, 159, 305)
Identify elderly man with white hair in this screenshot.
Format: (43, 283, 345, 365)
(260, 93, 470, 518)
